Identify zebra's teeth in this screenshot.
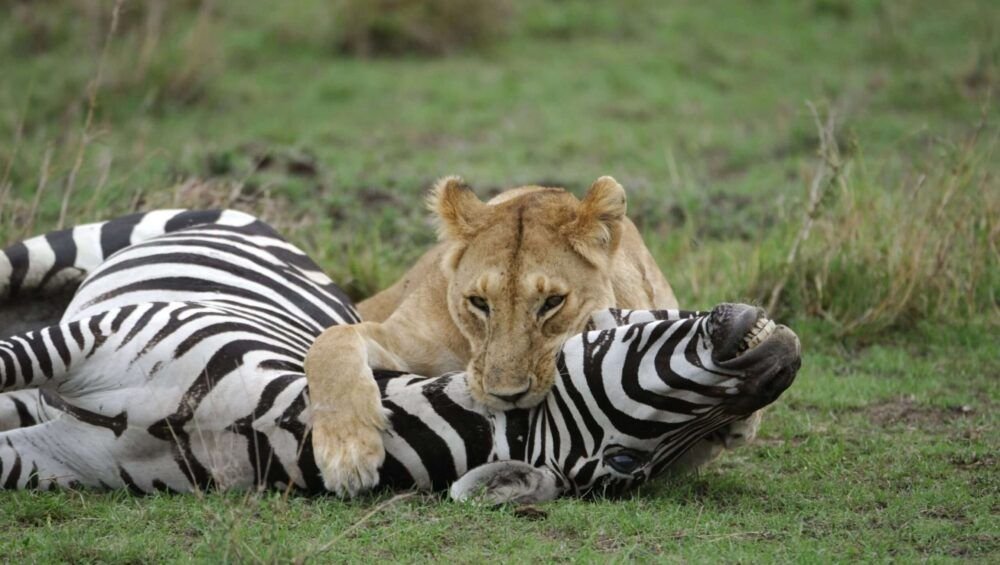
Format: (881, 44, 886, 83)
(738, 318, 776, 354)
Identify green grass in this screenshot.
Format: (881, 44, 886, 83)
(1, 0, 998, 561)
(2, 327, 995, 562)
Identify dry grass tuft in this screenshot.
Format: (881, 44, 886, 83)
(102, 0, 224, 109)
(140, 178, 307, 233)
(752, 106, 999, 337)
(4, 0, 222, 112)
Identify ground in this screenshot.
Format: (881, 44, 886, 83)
(0, 0, 997, 561)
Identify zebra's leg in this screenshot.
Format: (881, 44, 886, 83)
(0, 209, 260, 307)
(0, 423, 93, 490)
(0, 309, 125, 394)
(305, 321, 408, 497)
(0, 390, 53, 432)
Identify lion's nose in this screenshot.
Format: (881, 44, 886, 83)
(492, 387, 530, 404)
(487, 372, 533, 405)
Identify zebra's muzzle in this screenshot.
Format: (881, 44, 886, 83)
(707, 303, 801, 415)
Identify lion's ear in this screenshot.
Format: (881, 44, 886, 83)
(563, 176, 627, 265)
(429, 176, 488, 242)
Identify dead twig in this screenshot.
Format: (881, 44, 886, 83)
(293, 492, 419, 564)
(25, 145, 54, 237)
(1, 83, 32, 196)
(668, 530, 774, 541)
(83, 147, 113, 220)
(58, 0, 124, 229)
(766, 101, 846, 314)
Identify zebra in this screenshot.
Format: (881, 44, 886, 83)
(0, 210, 800, 501)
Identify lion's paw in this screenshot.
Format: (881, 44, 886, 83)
(312, 407, 390, 498)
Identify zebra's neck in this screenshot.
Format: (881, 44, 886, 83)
(374, 371, 540, 491)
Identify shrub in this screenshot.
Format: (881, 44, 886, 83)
(751, 115, 998, 338)
(332, 0, 513, 57)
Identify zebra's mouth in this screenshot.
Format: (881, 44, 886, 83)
(708, 303, 774, 363)
(737, 316, 777, 356)
(707, 303, 801, 414)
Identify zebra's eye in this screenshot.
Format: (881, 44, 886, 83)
(468, 296, 489, 315)
(538, 295, 566, 317)
(604, 450, 645, 474)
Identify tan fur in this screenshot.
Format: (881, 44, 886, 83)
(360, 177, 677, 400)
(306, 176, 677, 495)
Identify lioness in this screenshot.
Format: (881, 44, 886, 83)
(306, 176, 748, 496)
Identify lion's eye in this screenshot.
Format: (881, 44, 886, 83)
(468, 296, 490, 315)
(538, 295, 566, 317)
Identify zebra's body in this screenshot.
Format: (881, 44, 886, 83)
(0, 210, 800, 500)
(0, 210, 355, 492)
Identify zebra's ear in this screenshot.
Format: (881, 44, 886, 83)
(450, 461, 561, 505)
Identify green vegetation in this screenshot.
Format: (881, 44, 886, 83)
(1, 0, 997, 561)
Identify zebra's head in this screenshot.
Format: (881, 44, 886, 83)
(450, 303, 800, 504)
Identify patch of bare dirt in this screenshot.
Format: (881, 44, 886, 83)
(511, 505, 548, 521)
(939, 534, 1000, 559)
(920, 506, 970, 524)
(237, 143, 320, 178)
(138, 178, 310, 233)
(355, 186, 403, 207)
(594, 533, 627, 553)
(753, 436, 807, 448)
(948, 454, 997, 471)
(701, 146, 748, 180)
(866, 395, 975, 429)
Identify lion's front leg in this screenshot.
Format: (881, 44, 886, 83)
(305, 322, 404, 497)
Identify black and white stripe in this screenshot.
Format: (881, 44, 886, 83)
(2, 210, 243, 302)
(0, 210, 799, 497)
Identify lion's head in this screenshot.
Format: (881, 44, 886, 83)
(430, 175, 628, 410)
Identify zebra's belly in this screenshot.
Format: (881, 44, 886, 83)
(31, 301, 498, 494)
